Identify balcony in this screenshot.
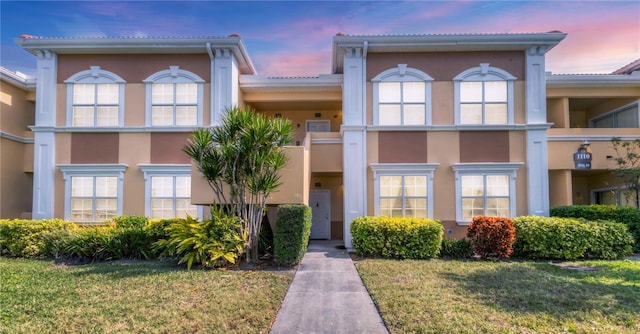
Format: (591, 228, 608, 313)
(308, 132, 342, 173)
(548, 128, 640, 170)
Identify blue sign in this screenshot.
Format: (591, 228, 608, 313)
(573, 147, 592, 169)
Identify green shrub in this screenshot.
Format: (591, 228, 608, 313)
(144, 218, 179, 256)
(513, 216, 633, 260)
(110, 215, 148, 229)
(63, 226, 118, 261)
(351, 216, 442, 259)
(440, 238, 473, 259)
(551, 205, 640, 252)
(274, 205, 312, 265)
(467, 216, 516, 259)
(154, 214, 244, 269)
(582, 220, 634, 259)
(0, 219, 77, 258)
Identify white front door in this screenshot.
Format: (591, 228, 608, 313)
(310, 190, 331, 239)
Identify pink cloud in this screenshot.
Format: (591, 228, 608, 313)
(254, 49, 332, 77)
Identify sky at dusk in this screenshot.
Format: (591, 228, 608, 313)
(1, 0, 639, 77)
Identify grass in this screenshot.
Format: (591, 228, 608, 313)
(0, 258, 293, 333)
(355, 258, 640, 334)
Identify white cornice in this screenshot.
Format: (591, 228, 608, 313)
(240, 74, 343, 92)
(333, 32, 566, 73)
(15, 36, 256, 74)
(0, 131, 34, 143)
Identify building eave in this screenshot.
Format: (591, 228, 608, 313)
(546, 72, 640, 88)
(240, 74, 343, 93)
(332, 32, 567, 73)
(15, 35, 256, 74)
(0, 66, 36, 90)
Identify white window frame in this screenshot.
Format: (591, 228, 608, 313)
(58, 164, 128, 222)
(372, 64, 434, 126)
(138, 164, 203, 219)
(451, 162, 522, 225)
(144, 66, 205, 128)
(454, 63, 516, 125)
(64, 66, 126, 127)
(370, 163, 439, 218)
(590, 100, 640, 128)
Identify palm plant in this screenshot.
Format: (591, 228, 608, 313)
(184, 106, 293, 262)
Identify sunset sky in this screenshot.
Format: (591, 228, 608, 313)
(1, 0, 639, 77)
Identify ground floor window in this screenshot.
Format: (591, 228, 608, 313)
(460, 174, 510, 220)
(452, 163, 522, 224)
(380, 175, 428, 218)
(59, 164, 127, 223)
(371, 163, 439, 218)
(139, 164, 201, 219)
(71, 176, 117, 221)
(150, 175, 198, 218)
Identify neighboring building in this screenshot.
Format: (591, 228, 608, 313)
(0, 67, 35, 219)
(7, 33, 640, 248)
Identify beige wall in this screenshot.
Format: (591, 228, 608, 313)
(1, 78, 35, 218)
(0, 139, 33, 218)
(258, 109, 341, 146)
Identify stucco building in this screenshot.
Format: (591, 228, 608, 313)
(3, 32, 639, 248)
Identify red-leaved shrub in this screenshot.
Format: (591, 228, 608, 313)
(466, 216, 515, 258)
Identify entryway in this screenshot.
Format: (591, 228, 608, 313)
(309, 189, 330, 239)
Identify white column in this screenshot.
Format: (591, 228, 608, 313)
(210, 48, 239, 126)
(32, 50, 57, 219)
(525, 46, 550, 216)
(342, 46, 367, 249)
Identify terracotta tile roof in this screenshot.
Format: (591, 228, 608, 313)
(611, 58, 640, 74)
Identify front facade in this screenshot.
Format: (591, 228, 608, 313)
(6, 33, 639, 247)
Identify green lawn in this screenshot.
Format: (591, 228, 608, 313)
(0, 258, 293, 333)
(355, 258, 640, 334)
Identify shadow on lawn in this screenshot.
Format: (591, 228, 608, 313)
(440, 261, 640, 318)
(63, 259, 183, 279)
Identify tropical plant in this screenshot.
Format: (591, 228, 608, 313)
(184, 106, 293, 263)
(611, 137, 640, 208)
(154, 214, 244, 269)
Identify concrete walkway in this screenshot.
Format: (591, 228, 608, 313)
(270, 240, 388, 334)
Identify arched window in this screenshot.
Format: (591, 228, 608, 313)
(372, 64, 433, 126)
(64, 66, 126, 127)
(454, 63, 516, 125)
(144, 66, 204, 127)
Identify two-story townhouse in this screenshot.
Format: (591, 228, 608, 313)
(10, 32, 640, 250)
(0, 67, 35, 219)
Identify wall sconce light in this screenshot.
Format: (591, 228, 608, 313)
(275, 113, 281, 118)
(315, 182, 322, 187)
(315, 113, 321, 118)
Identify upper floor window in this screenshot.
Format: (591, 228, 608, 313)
(64, 66, 125, 127)
(372, 64, 433, 126)
(144, 66, 204, 127)
(454, 63, 515, 125)
(591, 101, 639, 128)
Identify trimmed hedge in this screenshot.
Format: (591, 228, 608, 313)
(351, 216, 442, 259)
(274, 205, 312, 265)
(551, 205, 640, 252)
(0, 219, 77, 258)
(467, 216, 516, 259)
(513, 216, 634, 260)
